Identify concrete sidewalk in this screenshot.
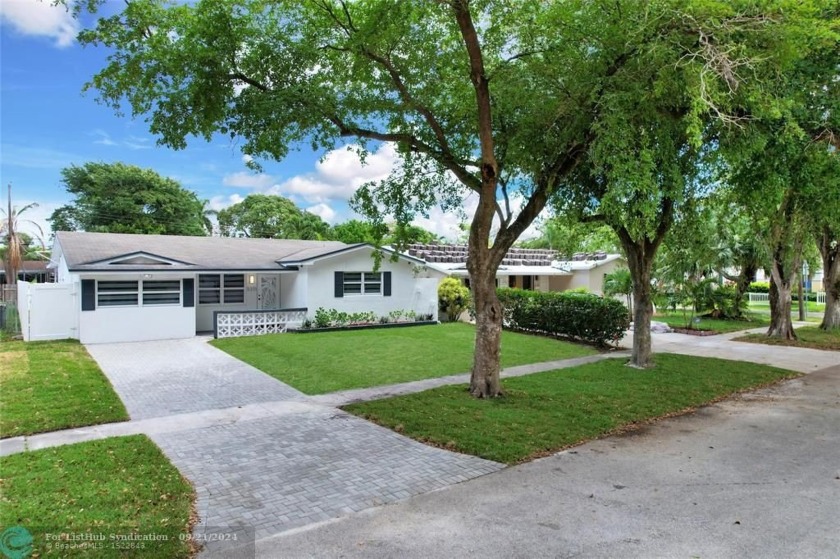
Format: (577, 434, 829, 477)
(621, 328, 839, 373)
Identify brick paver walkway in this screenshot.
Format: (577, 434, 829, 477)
(80, 338, 502, 555)
(152, 409, 500, 545)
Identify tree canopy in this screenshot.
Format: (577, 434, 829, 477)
(73, 0, 836, 390)
(216, 194, 330, 239)
(49, 162, 209, 236)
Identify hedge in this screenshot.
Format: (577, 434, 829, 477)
(496, 288, 630, 346)
(749, 281, 770, 293)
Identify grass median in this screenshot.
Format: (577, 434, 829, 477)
(734, 326, 840, 351)
(0, 435, 195, 558)
(212, 322, 597, 394)
(345, 353, 798, 464)
(653, 310, 769, 333)
(0, 340, 128, 438)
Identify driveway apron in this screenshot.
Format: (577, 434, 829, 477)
(86, 338, 502, 555)
(85, 337, 306, 419)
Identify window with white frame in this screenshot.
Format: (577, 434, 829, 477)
(198, 274, 245, 304)
(343, 272, 382, 295)
(223, 274, 245, 303)
(97, 280, 139, 307)
(142, 280, 181, 305)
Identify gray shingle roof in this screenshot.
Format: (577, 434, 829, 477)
(55, 231, 351, 272)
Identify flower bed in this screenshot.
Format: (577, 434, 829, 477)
(291, 320, 438, 334)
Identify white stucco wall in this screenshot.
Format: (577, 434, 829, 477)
(55, 254, 71, 283)
(77, 273, 196, 344)
(305, 249, 443, 320)
(281, 269, 308, 309)
(81, 304, 195, 344)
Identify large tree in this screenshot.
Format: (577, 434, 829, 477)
(217, 193, 330, 239)
(723, 3, 839, 337)
(75, 0, 824, 390)
(49, 162, 209, 236)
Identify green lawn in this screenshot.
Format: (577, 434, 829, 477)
(654, 310, 770, 333)
(345, 354, 798, 464)
(0, 435, 195, 558)
(734, 326, 840, 351)
(212, 322, 597, 394)
(0, 340, 129, 438)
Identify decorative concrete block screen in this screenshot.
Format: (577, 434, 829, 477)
(215, 309, 307, 339)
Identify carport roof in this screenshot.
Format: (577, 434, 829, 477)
(54, 231, 354, 272)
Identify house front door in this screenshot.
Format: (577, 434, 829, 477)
(258, 275, 280, 310)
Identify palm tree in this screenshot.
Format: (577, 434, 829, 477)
(2, 184, 47, 291)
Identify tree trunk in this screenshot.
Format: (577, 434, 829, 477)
(621, 236, 658, 368)
(767, 267, 797, 339)
(469, 266, 503, 397)
(817, 228, 840, 331)
(797, 273, 806, 321)
(630, 272, 654, 368)
(733, 263, 756, 318)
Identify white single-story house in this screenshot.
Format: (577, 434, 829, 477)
(36, 231, 443, 344)
(407, 244, 625, 296)
(548, 253, 626, 295)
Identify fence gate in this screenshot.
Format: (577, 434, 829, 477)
(18, 281, 79, 341)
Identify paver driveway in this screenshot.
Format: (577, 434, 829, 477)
(86, 338, 502, 555)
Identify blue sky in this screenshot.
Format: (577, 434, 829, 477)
(1, 0, 473, 242)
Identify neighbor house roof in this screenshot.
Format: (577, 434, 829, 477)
(408, 243, 574, 277)
(553, 253, 624, 271)
(0, 260, 49, 273)
(407, 243, 623, 277)
(54, 231, 355, 272)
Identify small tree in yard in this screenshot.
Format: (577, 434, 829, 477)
(72, 0, 830, 388)
(603, 269, 633, 316)
(438, 278, 471, 323)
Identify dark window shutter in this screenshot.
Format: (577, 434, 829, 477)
(81, 279, 95, 311)
(183, 278, 195, 308)
(383, 271, 392, 297)
(334, 271, 344, 298)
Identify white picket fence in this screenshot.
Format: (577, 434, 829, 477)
(748, 292, 826, 304)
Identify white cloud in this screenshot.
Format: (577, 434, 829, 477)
(0, 0, 79, 48)
(90, 129, 152, 150)
(207, 193, 245, 212)
(222, 171, 276, 189)
(92, 129, 117, 146)
(241, 154, 253, 165)
(305, 203, 337, 223)
(271, 144, 398, 204)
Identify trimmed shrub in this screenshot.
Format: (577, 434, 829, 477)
(749, 281, 770, 293)
(706, 285, 747, 319)
(497, 288, 629, 346)
(438, 277, 471, 322)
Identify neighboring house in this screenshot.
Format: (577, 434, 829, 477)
(0, 260, 54, 284)
(408, 244, 624, 296)
(548, 253, 626, 295)
(42, 231, 443, 344)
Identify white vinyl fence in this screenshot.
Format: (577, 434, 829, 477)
(748, 291, 826, 304)
(18, 281, 79, 341)
(748, 292, 770, 303)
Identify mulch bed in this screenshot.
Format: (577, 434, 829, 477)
(671, 327, 719, 336)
